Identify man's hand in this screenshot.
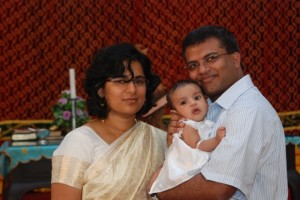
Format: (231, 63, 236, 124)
(167, 110, 184, 146)
(157, 174, 236, 200)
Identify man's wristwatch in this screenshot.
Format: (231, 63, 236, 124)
(150, 193, 159, 200)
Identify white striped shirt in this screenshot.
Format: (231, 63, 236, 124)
(202, 75, 288, 200)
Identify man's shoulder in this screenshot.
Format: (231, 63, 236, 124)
(227, 89, 280, 125)
(236, 87, 277, 114)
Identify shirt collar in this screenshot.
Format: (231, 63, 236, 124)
(210, 75, 255, 110)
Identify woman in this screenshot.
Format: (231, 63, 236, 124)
(51, 43, 167, 200)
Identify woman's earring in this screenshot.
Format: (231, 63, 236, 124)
(100, 98, 105, 107)
(98, 90, 105, 107)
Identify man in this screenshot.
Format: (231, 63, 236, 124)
(152, 26, 287, 199)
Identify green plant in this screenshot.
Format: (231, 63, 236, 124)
(52, 90, 89, 130)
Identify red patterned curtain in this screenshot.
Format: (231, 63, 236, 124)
(0, 0, 299, 120)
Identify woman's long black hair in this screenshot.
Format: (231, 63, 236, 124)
(84, 43, 160, 119)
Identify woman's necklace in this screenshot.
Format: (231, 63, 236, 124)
(99, 118, 137, 143)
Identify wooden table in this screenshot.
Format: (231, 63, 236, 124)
(0, 141, 59, 200)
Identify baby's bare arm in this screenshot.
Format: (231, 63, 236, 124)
(198, 127, 226, 152)
(181, 125, 200, 148)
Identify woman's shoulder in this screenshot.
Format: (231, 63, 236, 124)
(144, 122, 167, 151)
(53, 126, 106, 162)
(143, 122, 167, 139)
(65, 125, 97, 139)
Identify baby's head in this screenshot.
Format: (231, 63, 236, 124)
(167, 80, 208, 121)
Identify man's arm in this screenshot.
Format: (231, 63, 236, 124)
(157, 173, 236, 200)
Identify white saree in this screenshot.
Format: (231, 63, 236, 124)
(52, 121, 166, 200)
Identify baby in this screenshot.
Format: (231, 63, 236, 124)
(149, 80, 226, 194)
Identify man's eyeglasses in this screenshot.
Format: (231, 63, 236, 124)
(184, 53, 231, 71)
(106, 76, 148, 86)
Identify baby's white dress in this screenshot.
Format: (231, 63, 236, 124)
(149, 119, 215, 194)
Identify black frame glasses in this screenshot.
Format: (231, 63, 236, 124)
(184, 53, 231, 71)
(106, 76, 148, 86)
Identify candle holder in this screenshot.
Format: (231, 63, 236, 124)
(70, 98, 77, 130)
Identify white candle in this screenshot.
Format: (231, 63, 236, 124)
(69, 68, 77, 98)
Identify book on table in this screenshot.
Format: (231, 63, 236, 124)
(12, 128, 37, 141)
(11, 140, 38, 146)
(49, 130, 62, 137)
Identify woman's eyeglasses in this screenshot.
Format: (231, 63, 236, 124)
(106, 76, 148, 86)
